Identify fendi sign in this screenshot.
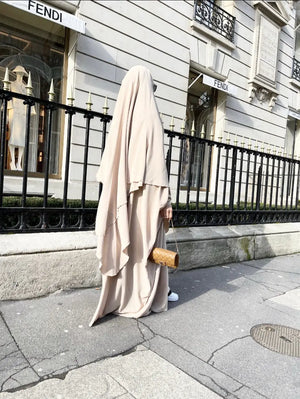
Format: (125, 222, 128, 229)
(1, 0, 86, 33)
(28, 0, 63, 22)
(202, 74, 236, 95)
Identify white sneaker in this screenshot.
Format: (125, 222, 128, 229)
(168, 290, 179, 302)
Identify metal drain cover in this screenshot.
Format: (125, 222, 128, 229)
(250, 324, 300, 357)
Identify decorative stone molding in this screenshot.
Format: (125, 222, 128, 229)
(252, 1, 290, 26)
(248, 79, 279, 110)
(248, 2, 287, 111)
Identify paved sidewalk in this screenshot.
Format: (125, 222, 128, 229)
(0, 253, 300, 398)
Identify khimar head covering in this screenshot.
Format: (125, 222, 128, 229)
(95, 65, 169, 276)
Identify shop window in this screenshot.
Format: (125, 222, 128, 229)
(285, 118, 299, 158)
(285, 117, 299, 197)
(0, 2, 66, 176)
(181, 71, 217, 189)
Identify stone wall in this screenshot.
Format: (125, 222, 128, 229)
(1, 223, 299, 300)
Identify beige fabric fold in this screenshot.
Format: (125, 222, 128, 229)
(90, 66, 171, 325)
(90, 185, 169, 325)
(95, 65, 169, 277)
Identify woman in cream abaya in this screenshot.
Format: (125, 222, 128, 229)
(89, 65, 174, 326)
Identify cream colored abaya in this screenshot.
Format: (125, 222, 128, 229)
(90, 66, 171, 326)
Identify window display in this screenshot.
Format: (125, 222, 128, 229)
(181, 71, 217, 189)
(0, 3, 66, 175)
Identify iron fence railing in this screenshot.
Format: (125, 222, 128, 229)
(292, 56, 300, 81)
(0, 88, 111, 233)
(194, 0, 235, 42)
(0, 88, 300, 233)
(166, 132, 300, 227)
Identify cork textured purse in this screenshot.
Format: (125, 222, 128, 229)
(149, 247, 178, 268)
(148, 220, 179, 269)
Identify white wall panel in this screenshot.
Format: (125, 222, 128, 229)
(100, 1, 191, 48)
(64, 0, 298, 189)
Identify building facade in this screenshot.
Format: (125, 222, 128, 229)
(0, 0, 300, 204)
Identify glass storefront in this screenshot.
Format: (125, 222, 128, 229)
(0, 2, 66, 176)
(181, 71, 217, 189)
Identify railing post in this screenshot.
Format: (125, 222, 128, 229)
(256, 165, 263, 210)
(0, 94, 10, 208)
(222, 146, 230, 209)
(175, 136, 184, 209)
(166, 117, 175, 178)
(229, 147, 237, 210)
(237, 149, 244, 209)
(98, 115, 110, 200)
(80, 112, 93, 228)
(62, 106, 75, 228)
(251, 151, 258, 209)
(20, 97, 35, 230)
(42, 103, 55, 229)
(205, 143, 213, 209)
(213, 144, 222, 210)
(295, 161, 300, 209)
(196, 141, 205, 209)
(186, 136, 195, 209)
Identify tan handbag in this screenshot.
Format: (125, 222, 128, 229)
(149, 220, 179, 269)
(149, 247, 178, 268)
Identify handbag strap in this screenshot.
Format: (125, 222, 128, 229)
(170, 219, 180, 255)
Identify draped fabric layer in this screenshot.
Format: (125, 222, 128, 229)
(89, 185, 169, 325)
(90, 66, 170, 325)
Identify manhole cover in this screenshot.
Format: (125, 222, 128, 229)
(250, 324, 300, 357)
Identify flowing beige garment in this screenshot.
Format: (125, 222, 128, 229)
(90, 66, 170, 326)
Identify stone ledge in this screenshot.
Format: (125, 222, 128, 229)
(0, 223, 299, 300)
(0, 249, 101, 301)
(1, 223, 299, 256)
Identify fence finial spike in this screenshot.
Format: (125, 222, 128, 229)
(3, 67, 10, 90)
(226, 132, 230, 144)
(48, 79, 55, 102)
(234, 134, 238, 146)
(200, 123, 205, 139)
(180, 118, 185, 134)
(67, 86, 75, 106)
(86, 91, 93, 111)
(160, 113, 164, 125)
(26, 71, 33, 96)
(191, 119, 195, 136)
(169, 116, 175, 132)
(102, 96, 109, 115)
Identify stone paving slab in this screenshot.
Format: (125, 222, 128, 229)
(0, 253, 300, 398)
(268, 287, 300, 310)
(141, 253, 300, 398)
(0, 346, 220, 399)
(0, 289, 143, 391)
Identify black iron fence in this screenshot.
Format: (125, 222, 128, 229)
(168, 132, 300, 226)
(0, 88, 300, 233)
(292, 57, 300, 81)
(0, 88, 111, 233)
(194, 0, 235, 42)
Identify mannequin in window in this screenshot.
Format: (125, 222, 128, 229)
(7, 65, 31, 171)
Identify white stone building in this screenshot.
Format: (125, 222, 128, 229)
(0, 0, 300, 202)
